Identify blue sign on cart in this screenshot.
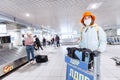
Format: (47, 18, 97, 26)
(66, 64, 93, 80)
(65, 56, 88, 70)
(65, 56, 94, 80)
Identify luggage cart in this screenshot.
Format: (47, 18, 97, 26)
(65, 50, 101, 80)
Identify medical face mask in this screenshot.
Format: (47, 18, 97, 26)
(84, 18, 92, 26)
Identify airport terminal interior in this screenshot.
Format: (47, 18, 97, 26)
(0, 0, 120, 80)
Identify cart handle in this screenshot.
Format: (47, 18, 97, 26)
(92, 50, 101, 57)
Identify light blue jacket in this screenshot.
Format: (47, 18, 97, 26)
(79, 24, 107, 52)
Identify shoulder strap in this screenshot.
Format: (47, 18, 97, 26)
(80, 26, 85, 41)
(93, 24, 98, 32)
(93, 24, 99, 41)
(80, 26, 85, 32)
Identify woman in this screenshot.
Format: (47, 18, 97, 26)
(79, 11, 107, 80)
(24, 32, 35, 64)
(79, 11, 107, 52)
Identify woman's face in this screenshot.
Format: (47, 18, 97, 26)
(83, 16, 92, 26)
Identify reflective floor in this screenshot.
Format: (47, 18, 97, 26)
(2, 45, 120, 80)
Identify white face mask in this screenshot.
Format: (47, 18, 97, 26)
(84, 18, 92, 26)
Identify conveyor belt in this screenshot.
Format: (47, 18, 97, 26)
(0, 47, 26, 65)
(0, 47, 28, 77)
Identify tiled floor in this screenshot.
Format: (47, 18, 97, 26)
(2, 45, 120, 80)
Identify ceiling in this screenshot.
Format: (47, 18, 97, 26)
(0, 0, 120, 33)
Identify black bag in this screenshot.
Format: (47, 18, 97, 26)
(67, 47, 81, 60)
(111, 57, 120, 65)
(35, 55, 48, 63)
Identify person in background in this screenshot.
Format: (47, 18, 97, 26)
(24, 32, 35, 64)
(34, 35, 43, 50)
(51, 37, 54, 46)
(42, 37, 46, 47)
(22, 34, 25, 46)
(55, 35, 60, 47)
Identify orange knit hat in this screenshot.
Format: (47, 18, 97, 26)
(80, 11, 95, 24)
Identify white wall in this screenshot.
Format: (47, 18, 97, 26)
(8, 31, 22, 46)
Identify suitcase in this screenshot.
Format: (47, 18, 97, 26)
(35, 55, 48, 63)
(111, 57, 120, 65)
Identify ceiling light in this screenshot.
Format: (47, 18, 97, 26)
(87, 2, 102, 10)
(26, 13, 30, 17)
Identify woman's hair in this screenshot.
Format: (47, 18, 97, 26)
(83, 16, 95, 26)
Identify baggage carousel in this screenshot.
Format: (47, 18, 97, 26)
(0, 47, 28, 77)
